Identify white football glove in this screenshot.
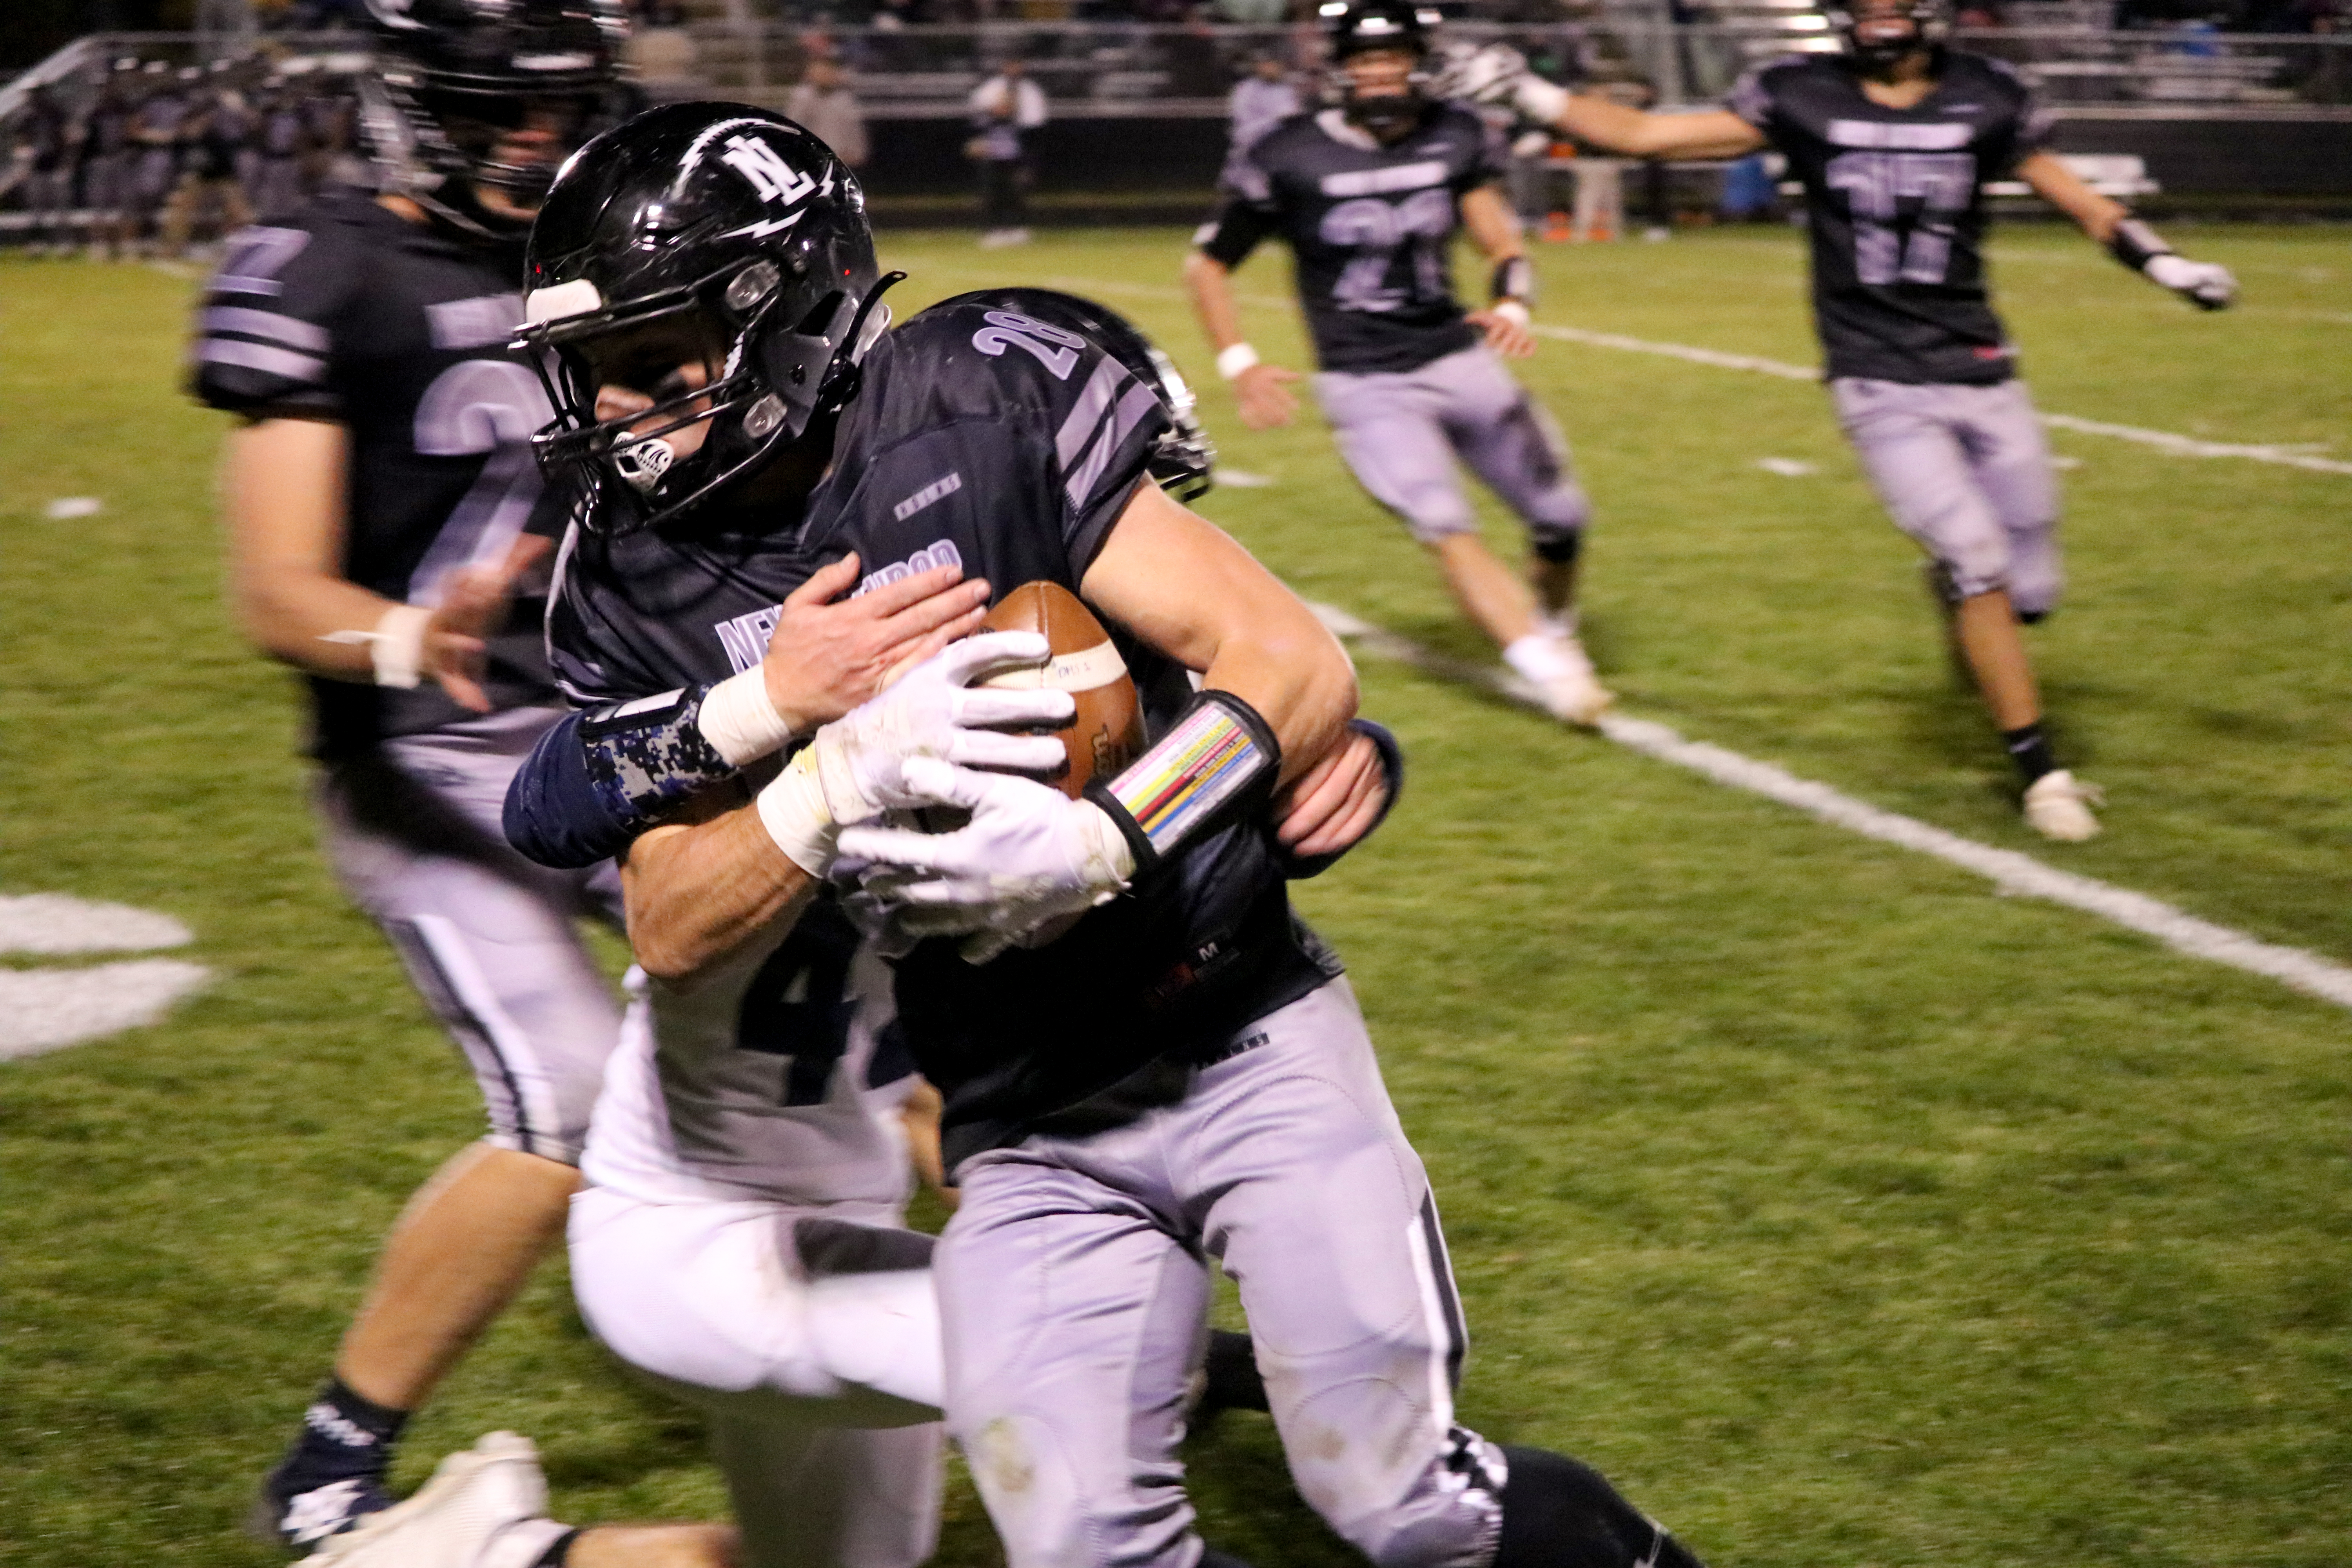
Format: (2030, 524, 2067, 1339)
(1434, 41, 1568, 125)
(757, 632, 1072, 877)
(2144, 253, 2236, 311)
(836, 757, 1137, 963)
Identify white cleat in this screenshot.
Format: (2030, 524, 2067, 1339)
(2023, 769, 2103, 842)
(1535, 636, 1613, 728)
(300, 1433, 569, 1568)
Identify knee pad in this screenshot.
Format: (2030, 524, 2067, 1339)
(1531, 531, 1582, 566)
(1492, 1446, 1706, 1568)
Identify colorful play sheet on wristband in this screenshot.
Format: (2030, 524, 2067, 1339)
(1109, 700, 1267, 855)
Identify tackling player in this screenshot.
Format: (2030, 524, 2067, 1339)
(505, 101, 1710, 1568)
(190, 7, 984, 1560)
(1183, 0, 1613, 727)
(1446, 0, 2239, 838)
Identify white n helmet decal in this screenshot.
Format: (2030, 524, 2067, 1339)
(720, 134, 816, 208)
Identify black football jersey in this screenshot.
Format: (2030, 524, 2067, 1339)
(190, 192, 562, 757)
(546, 296, 1339, 1165)
(1729, 49, 2051, 385)
(1199, 103, 1506, 375)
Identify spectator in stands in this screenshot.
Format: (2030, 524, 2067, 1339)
(786, 58, 869, 169)
(129, 64, 191, 256)
(18, 87, 81, 256)
(78, 67, 140, 259)
(1226, 51, 1300, 152)
(162, 87, 256, 257)
(250, 83, 312, 219)
(968, 56, 1045, 247)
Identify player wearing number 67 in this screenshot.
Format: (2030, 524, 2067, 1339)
(1445, 0, 2239, 840)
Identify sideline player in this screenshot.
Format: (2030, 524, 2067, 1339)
(1184, 0, 1612, 726)
(507, 102, 1710, 1568)
(1447, 0, 2238, 837)
(190, 6, 985, 1557)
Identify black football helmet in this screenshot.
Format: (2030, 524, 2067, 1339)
(931, 288, 1216, 503)
(360, 0, 626, 236)
(1823, 0, 1949, 68)
(513, 102, 897, 535)
(1321, 0, 1444, 142)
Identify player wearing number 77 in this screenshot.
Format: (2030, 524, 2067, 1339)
(1446, 0, 2238, 840)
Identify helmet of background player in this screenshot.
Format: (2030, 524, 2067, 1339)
(359, 0, 626, 239)
(512, 103, 895, 536)
(1822, 0, 1950, 70)
(932, 288, 1218, 503)
(1321, 0, 1444, 144)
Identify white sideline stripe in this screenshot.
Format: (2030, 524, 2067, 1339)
(1308, 602, 2352, 1014)
(916, 264, 2350, 478)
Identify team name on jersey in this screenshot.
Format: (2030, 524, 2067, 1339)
(708, 538, 969, 673)
(1319, 159, 1449, 198)
(426, 292, 526, 351)
(1826, 119, 1974, 150)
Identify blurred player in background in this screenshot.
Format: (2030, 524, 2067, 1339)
(1185, 0, 1612, 727)
(185, 5, 799, 1559)
(1450, 0, 2238, 838)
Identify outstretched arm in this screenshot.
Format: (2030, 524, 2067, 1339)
(2017, 151, 2236, 310)
(1182, 248, 1302, 430)
(1446, 45, 1766, 158)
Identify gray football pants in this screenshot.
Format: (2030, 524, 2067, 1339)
(314, 706, 625, 1165)
(1831, 377, 2063, 615)
(937, 978, 1507, 1568)
(1315, 345, 1590, 551)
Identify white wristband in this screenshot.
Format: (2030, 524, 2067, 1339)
(1514, 74, 1570, 124)
(369, 604, 432, 690)
(1492, 299, 1531, 328)
(756, 746, 839, 878)
(699, 665, 797, 766)
(1215, 341, 1260, 380)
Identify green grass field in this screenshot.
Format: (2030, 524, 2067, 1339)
(3, 223, 2348, 1568)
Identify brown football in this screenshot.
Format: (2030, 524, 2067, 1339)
(976, 581, 1145, 799)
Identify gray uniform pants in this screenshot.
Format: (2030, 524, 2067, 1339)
(1831, 376, 2063, 615)
(1315, 344, 1590, 552)
(314, 706, 624, 1165)
(937, 979, 1506, 1568)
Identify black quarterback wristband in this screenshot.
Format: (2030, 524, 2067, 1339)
(1083, 688, 1282, 874)
(1491, 255, 1537, 306)
(2106, 216, 2174, 274)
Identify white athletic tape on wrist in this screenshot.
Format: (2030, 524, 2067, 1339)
(757, 746, 839, 878)
(1515, 74, 1570, 124)
(699, 665, 797, 766)
(321, 603, 435, 689)
(976, 640, 1127, 693)
(1216, 342, 1261, 380)
(1492, 299, 1532, 329)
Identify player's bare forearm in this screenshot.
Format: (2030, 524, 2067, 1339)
(620, 784, 822, 982)
(1082, 481, 1356, 786)
(1557, 100, 1764, 160)
(224, 417, 385, 681)
(2015, 151, 2127, 244)
(1459, 185, 1524, 261)
(1181, 249, 1249, 352)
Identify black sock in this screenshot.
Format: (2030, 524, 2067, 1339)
(1492, 1446, 1706, 1568)
(2003, 721, 2057, 786)
(1198, 1328, 1269, 1415)
(534, 1528, 583, 1567)
(268, 1376, 409, 1500)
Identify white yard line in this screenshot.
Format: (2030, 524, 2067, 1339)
(1310, 602, 2352, 1014)
(916, 263, 2349, 477)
